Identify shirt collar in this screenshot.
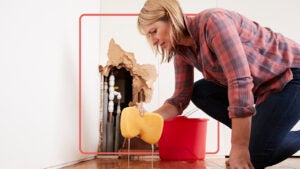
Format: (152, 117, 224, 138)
(184, 14, 199, 43)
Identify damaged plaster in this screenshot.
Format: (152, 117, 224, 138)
(99, 39, 157, 106)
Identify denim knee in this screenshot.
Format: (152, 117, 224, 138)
(191, 79, 208, 102)
(191, 79, 227, 101)
(251, 153, 271, 169)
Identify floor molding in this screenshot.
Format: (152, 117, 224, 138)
(43, 156, 96, 169)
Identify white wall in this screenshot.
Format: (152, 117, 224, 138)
(0, 0, 100, 168)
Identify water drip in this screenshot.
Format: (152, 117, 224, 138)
(127, 138, 130, 169)
(151, 144, 154, 169)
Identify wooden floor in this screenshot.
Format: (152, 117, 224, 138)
(62, 156, 300, 169)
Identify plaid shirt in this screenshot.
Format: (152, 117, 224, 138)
(166, 8, 300, 118)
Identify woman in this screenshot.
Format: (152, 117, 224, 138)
(137, 0, 300, 168)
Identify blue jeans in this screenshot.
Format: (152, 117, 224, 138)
(191, 68, 300, 168)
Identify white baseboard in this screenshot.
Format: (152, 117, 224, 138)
(43, 156, 95, 169)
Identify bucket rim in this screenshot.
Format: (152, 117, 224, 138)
(164, 115, 209, 122)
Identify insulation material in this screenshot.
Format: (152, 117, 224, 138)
(99, 39, 157, 106)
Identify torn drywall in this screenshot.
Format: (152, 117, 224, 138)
(99, 39, 157, 106)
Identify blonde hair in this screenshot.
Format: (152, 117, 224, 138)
(137, 0, 188, 62)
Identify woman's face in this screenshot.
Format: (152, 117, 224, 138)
(142, 21, 171, 52)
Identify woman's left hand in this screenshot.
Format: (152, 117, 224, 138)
(227, 146, 254, 169)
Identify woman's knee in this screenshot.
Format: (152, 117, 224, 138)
(191, 79, 228, 103)
(191, 79, 207, 103)
(250, 153, 271, 169)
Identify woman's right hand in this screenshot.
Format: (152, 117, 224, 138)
(136, 102, 178, 119)
(153, 102, 178, 120)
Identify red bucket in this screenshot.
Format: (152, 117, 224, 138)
(158, 116, 208, 160)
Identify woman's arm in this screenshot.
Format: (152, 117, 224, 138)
(138, 54, 193, 119)
(229, 116, 254, 169)
(231, 117, 251, 150)
(153, 102, 179, 120)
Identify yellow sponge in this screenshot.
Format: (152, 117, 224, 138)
(120, 106, 164, 144)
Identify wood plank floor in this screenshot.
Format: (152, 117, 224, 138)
(62, 156, 300, 169)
